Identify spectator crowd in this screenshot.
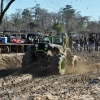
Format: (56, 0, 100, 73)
(68, 33, 100, 52)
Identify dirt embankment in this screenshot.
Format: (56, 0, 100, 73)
(0, 53, 24, 70)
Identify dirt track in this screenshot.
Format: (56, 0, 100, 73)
(0, 51, 100, 100)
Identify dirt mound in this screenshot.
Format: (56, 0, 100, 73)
(0, 53, 24, 69)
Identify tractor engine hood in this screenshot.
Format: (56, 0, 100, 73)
(48, 43, 63, 49)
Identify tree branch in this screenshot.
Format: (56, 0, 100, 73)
(0, 0, 15, 25)
(1, 0, 3, 14)
(2, 0, 15, 16)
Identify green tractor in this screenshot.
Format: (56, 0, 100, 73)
(22, 34, 78, 75)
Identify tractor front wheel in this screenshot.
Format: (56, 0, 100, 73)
(51, 54, 67, 75)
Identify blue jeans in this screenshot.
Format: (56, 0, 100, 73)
(89, 43, 94, 52)
(95, 43, 98, 51)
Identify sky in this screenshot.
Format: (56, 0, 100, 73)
(6, 0, 100, 21)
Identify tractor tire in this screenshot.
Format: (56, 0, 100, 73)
(51, 54, 67, 75)
(2, 46, 9, 53)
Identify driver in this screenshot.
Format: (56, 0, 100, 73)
(34, 36, 39, 43)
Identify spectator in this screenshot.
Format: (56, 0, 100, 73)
(49, 32, 53, 36)
(83, 36, 88, 51)
(80, 36, 84, 52)
(88, 35, 95, 52)
(94, 34, 99, 51)
(76, 36, 81, 52)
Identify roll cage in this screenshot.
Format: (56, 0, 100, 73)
(42, 36, 64, 45)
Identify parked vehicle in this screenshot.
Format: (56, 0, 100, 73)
(10, 36, 24, 43)
(0, 30, 24, 53)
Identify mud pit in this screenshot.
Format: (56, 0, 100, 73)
(0, 51, 100, 100)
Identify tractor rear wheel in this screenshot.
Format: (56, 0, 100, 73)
(51, 54, 67, 75)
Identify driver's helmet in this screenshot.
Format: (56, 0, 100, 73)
(34, 36, 38, 39)
(34, 36, 39, 43)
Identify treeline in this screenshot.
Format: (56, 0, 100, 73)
(0, 4, 100, 34)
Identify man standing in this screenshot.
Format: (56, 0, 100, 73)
(80, 36, 84, 52)
(83, 36, 88, 51)
(95, 34, 99, 51)
(88, 34, 95, 52)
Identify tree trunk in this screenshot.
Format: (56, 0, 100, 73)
(0, 0, 15, 26)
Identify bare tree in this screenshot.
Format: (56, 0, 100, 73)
(87, 21, 100, 32)
(0, 0, 15, 25)
(10, 11, 22, 30)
